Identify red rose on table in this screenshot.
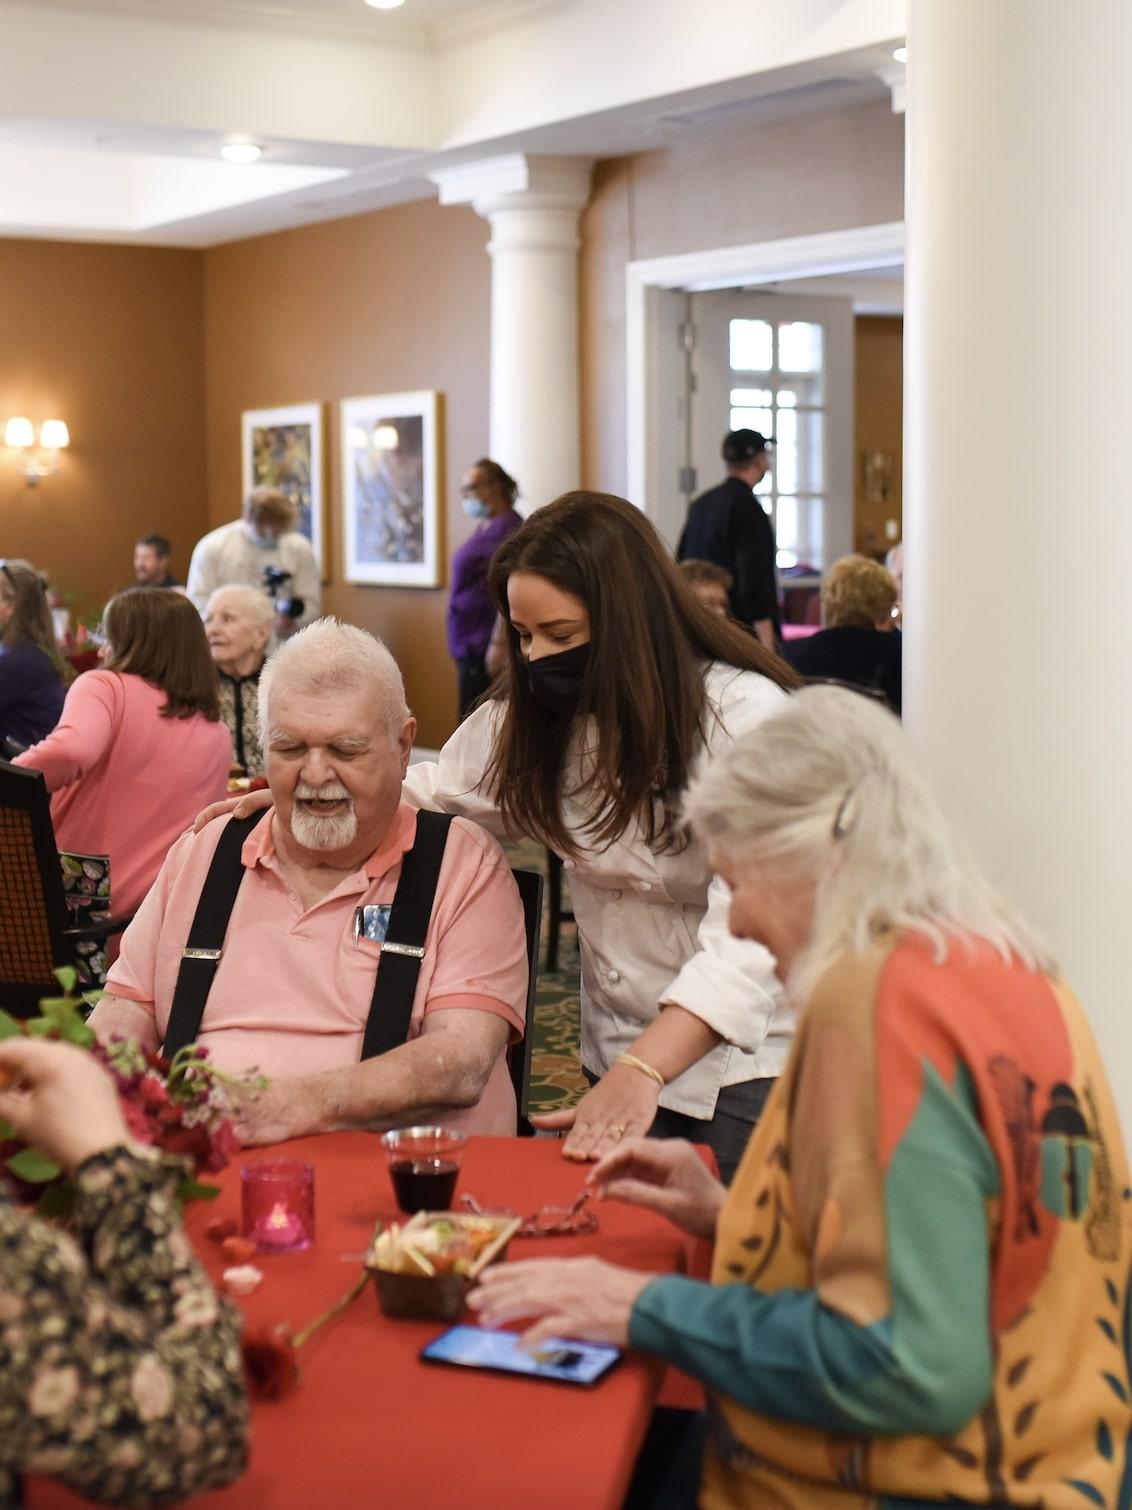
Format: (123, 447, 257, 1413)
(242, 1328, 299, 1401)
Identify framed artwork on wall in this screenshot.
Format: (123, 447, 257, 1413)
(241, 402, 326, 579)
(340, 390, 443, 588)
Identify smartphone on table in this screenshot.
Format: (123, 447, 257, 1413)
(421, 1325, 621, 1386)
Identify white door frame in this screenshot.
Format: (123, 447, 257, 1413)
(625, 221, 906, 521)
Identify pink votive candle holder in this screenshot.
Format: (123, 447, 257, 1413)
(240, 1161, 315, 1254)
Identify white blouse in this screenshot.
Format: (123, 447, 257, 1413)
(403, 662, 795, 1119)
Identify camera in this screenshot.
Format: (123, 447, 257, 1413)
(262, 565, 304, 621)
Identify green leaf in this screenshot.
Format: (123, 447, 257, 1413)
(6, 1148, 63, 1183)
(177, 1178, 221, 1204)
(0, 1010, 23, 1041)
(0, 1119, 13, 1140)
(24, 1019, 55, 1038)
(52, 965, 77, 995)
(58, 1019, 95, 1049)
(35, 1182, 75, 1220)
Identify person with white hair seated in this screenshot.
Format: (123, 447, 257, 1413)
(204, 584, 275, 776)
(89, 619, 529, 1144)
(470, 686, 1132, 1508)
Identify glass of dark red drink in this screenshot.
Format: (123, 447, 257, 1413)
(380, 1126, 469, 1214)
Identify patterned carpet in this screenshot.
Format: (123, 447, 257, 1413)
(506, 839, 588, 1115)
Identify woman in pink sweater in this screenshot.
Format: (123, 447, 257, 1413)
(16, 587, 232, 921)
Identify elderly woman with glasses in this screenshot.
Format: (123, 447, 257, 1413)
(471, 687, 1132, 1509)
(0, 559, 67, 751)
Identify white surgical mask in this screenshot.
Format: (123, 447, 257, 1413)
(462, 496, 490, 520)
(243, 522, 278, 550)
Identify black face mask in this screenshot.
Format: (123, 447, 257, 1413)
(526, 642, 591, 714)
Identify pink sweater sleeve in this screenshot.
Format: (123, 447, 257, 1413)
(13, 671, 120, 792)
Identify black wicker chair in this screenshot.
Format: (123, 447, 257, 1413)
(0, 759, 129, 1016)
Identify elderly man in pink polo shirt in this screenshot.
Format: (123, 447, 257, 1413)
(90, 620, 528, 1144)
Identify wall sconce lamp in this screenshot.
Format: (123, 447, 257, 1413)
(4, 417, 70, 484)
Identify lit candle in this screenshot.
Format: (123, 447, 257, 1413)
(240, 1162, 315, 1254)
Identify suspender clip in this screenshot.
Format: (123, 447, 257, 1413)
(182, 947, 222, 961)
(380, 941, 426, 960)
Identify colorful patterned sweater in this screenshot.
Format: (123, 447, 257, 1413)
(0, 1146, 247, 1507)
(630, 933, 1132, 1507)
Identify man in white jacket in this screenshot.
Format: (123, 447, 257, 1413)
(186, 487, 320, 639)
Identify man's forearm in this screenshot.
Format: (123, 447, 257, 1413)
(87, 993, 161, 1054)
(260, 1017, 508, 1139)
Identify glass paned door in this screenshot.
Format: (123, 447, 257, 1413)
(688, 292, 854, 573)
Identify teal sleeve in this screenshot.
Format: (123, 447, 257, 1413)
(630, 1061, 999, 1438)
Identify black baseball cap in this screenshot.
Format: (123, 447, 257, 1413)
(722, 429, 773, 463)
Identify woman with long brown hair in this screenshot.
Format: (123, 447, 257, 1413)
(408, 491, 801, 1179)
(0, 558, 67, 750)
(15, 587, 231, 921)
(201, 492, 800, 1176)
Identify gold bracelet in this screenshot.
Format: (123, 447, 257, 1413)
(616, 1052, 666, 1088)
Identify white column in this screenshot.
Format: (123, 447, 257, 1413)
(904, 2, 1132, 1128)
(432, 154, 592, 513)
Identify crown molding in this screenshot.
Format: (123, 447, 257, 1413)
(428, 0, 564, 47)
(1, 0, 429, 49)
(3, 0, 569, 52)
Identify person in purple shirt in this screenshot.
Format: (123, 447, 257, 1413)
(446, 458, 523, 716)
(0, 558, 68, 753)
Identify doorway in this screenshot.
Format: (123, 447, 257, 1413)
(625, 220, 905, 558)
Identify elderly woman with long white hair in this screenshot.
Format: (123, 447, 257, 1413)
(470, 686, 1132, 1509)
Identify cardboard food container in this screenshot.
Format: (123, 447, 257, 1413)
(367, 1211, 521, 1321)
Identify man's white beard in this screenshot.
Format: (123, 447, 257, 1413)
(290, 782, 358, 852)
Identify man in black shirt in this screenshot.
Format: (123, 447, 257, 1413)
(677, 429, 779, 649)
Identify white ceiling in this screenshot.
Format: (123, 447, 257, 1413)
(0, 0, 906, 247)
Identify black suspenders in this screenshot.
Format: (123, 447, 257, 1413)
(163, 810, 268, 1060)
(162, 808, 454, 1061)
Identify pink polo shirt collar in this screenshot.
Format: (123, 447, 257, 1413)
(240, 799, 420, 880)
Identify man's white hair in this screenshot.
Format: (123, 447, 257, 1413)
(204, 583, 275, 629)
(258, 617, 410, 744)
(683, 685, 1054, 1001)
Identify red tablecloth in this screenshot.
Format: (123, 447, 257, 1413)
(27, 1134, 703, 1510)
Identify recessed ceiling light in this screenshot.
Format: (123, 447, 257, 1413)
(220, 142, 263, 164)
(892, 45, 908, 63)
(365, 0, 406, 9)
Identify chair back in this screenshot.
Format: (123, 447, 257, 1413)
(509, 866, 544, 1134)
(0, 759, 74, 1015)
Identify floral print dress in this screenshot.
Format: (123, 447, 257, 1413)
(0, 1146, 247, 1508)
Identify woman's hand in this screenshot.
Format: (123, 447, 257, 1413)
(193, 787, 272, 833)
(530, 1063, 660, 1161)
(468, 1256, 655, 1350)
(0, 1038, 131, 1173)
(589, 1137, 724, 1240)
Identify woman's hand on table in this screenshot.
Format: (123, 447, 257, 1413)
(589, 1137, 724, 1240)
(193, 787, 272, 833)
(529, 1064, 660, 1161)
(468, 1256, 655, 1350)
(0, 1038, 132, 1173)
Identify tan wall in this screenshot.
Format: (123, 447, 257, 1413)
(854, 315, 904, 556)
(0, 239, 206, 619)
(580, 99, 906, 498)
(201, 198, 491, 749)
(1, 101, 903, 739)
